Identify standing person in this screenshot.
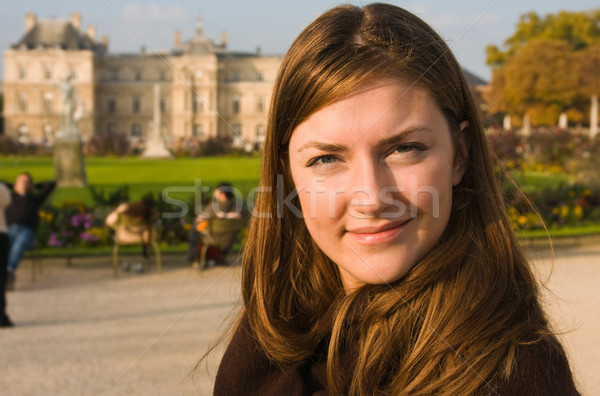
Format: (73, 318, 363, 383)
(0, 182, 13, 327)
(213, 4, 579, 395)
(4, 173, 56, 289)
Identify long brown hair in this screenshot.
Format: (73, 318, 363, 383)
(241, 3, 552, 394)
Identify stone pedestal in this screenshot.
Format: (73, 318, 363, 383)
(53, 138, 87, 187)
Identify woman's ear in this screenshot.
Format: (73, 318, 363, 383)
(452, 121, 469, 186)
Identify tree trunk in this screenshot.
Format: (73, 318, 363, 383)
(591, 94, 598, 139)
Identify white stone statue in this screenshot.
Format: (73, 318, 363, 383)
(56, 73, 84, 140)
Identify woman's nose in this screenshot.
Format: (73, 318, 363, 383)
(347, 160, 395, 217)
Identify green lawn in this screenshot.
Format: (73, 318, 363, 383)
(510, 170, 570, 193)
(0, 156, 262, 205)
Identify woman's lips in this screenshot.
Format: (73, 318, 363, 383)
(345, 219, 411, 245)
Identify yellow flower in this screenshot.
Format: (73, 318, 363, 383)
(183, 223, 192, 231)
(560, 205, 569, 218)
(552, 207, 560, 215)
(583, 189, 592, 197)
(574, 205, 583, 219)
(518, 216, 528, 225)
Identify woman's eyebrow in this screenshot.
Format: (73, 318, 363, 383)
(296, 141, 349, 153)
(378, 126, 434, 147)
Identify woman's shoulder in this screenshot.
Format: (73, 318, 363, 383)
(495, 335, 581, 395)
(214, 314, 329, 396)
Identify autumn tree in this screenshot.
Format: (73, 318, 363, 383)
(575, 44, 600, 137)
(486, 9, 600, 129)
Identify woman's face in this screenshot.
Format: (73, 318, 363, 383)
(288, 79, 465, 291)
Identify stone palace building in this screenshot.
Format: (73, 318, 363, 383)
(2, 12, 487, 149)
(2, 12, 282, 149)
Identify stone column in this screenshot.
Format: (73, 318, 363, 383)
(591, 94, 598, 139)
(558, 112, 568, 129)
(142, 84, 172, 158)
(522, 113, 531, 137)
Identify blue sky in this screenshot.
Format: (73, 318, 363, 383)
(1, 0, 598, 80)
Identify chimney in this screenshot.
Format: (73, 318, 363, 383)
(71, 12, 81, 30)
(86, 25, 96, 40)
(174, 30, 181, 48)
(221, 31, 228, 47)
(25, 12, 36, 32)
(101, 35, 109, 50)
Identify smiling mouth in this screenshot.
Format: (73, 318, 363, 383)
(345, 219, 411, 245)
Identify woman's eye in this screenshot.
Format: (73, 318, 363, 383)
(393, 143, 426, 155)
(307, 155, 337, 167)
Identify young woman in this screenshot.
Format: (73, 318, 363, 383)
(213, 3, 580, 395)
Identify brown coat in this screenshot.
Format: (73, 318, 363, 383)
(214, 314, 581, 395)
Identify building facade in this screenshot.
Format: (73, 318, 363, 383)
(2, 12, 282, 149)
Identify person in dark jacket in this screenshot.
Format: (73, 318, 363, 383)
(212, 3, 580, 395)
(3, 173, 56, 288)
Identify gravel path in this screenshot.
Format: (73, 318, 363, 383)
(1, 240, 599, 395)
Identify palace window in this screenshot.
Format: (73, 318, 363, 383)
(44, 92, 54, 112)
(193, 95, 203, 113)
(257, 96, 265, 113)
(232, 95, 241, 114)
(132, 96, 141, 113)
(160, 97, 166, 113)
(232, 124, 242, 136)
(18, 65, 26, 80)
(108, 97, 116, 114)
(192, 124, 205, 138)
(18, 93, 27, 112)
(107, 123, 117, 133)
(131, 123, 143, 138)
(44, 124, 53, 141)
(135, 70, 142, 81)
(44, 66, 52, 80)
(256, 124, 266, 140)
(17, 124, 29, 143)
